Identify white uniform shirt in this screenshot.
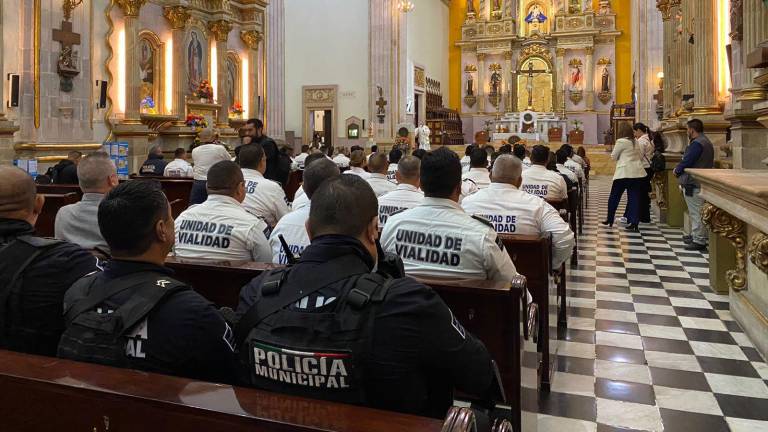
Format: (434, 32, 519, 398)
(191, 144, 231, 181)
(174, 195, 272, 262)
(460, 156, 471, 173)
(333, 154, 350, 168)
(163, 158, 193, 177)
(637, 135, 653, 169)
(556, 164, 579, 184)
(381, 197, 518, 283)
(571, 154, 586, 168)
(292, 186, 309, 211)
(345, 167, 371, 179)
(292, 152, 309, 171)
(366, 173, 397, 197)
(241, 168, 290, 228)
(523, 157, 532, 169)
(565, 159, 586, 182)
(269, 205, 310, 264)
(463, 168, 491, 190)
(386, 163, 399, 181)
(461, 183, 575, 268)
(521, 165, 568, 201)
(377, 184, 424, 226)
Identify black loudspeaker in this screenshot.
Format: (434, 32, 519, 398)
(7, 74, 19, 108)
(96, 80, 108, 109)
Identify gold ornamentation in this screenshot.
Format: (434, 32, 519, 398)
(488, 94, 501, 108)
(414, 67, 426, 88)
(702, 203, 747, 291)
(569, 58, 583, 68)
(464, 95, 477, 108)
(208, 20, 232, 42)
(520, 44, 551, 62)
(476, 53, 486, 61)
(556, 48, 566, 57)
(163, 6, 189, 30)
(585, 46, 594, 55)
(597, 57, 612, 66)
(63, 0, 83, 22)
(503, 51, 512, 61)
(749, 233, 768, 275)
(240, 30, 262, 50)
(464, 64, 478, 72)
(489, 63, 502, 72)
(115, 0, 146, 17)
(304, 88, 335, 104)
(598, 91, 612, 104)
(569, 90, 583, 104)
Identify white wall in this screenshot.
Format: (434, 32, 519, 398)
(407, 0, 450, 96)
(284, 0, 369, 141)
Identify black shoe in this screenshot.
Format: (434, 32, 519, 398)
(625, 224, 639, 232)
(685, 242, 707, 251)
(682, 235, 693, 244)
(601, 220, 613, 227)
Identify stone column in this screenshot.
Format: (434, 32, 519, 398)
(742, 0, 768, 100)
(241, 30, 262, 120)
(504, 51, 513, 111)
(209, 20, 232, 128)
(163, 6, 189, 124)
(477, 53, 486, 113)
(265, 0, 285, 139)
(556, 48, 566, 111)
(692, 0, 720, 113)
(584, 47, 594, 110)
(116, 0, 146, 123)
(658, 1, 676, 119)
(0, 0, 19, 165)
(680, 0, 694, 112)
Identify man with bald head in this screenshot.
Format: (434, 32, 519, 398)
(462, 154, 575, 267)
(377, 156, 424, 227)
(366, 152, 397, 197)
(0, 166, 97, 356)
(55, 152, 118, 252)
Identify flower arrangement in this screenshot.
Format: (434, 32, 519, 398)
(229, 102, 244, 118)
(195, 80, 214, 101)
(140, 96, 157, 115)
(185, 113, 207, 128)
(572, 120, 583, 131)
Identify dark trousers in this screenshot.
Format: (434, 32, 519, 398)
(607, 177, 642, 225)
(189, 180, 208, 205)
(639, 168, 653, 223)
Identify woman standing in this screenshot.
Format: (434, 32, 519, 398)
(634, 123, 654, 223)
(602, 123, 647, 231)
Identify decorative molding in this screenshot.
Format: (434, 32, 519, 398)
(208, 20, 232, 42)
(569, 90, 583, 104)
(240, 30, 262, 50)
(14, 143, 103, 151)
(598, 91, 612, 104)
(163, 6, 190, 30)
(749, 233, 768, 276)
(464, 95, 477, 108)
(702, 203, 747, 291)
(652, 172, 668, 211)
(414, 67, 426, 89)
(556, 48, 566, 57)
(115, 0, 146, 17)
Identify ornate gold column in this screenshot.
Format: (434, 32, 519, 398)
(556, 48, 566, 111)
(209, 20, 232, 128)
(163, 6, 189, 124)
(477, 53, 486, 113)
(116, 0, 146, 122)
(585, 46, 594, 110)
(658, 1, 676, 119)
(692, 0, 720, 113)
(241, 30, 262, 120)
(702, 203, 747, 292)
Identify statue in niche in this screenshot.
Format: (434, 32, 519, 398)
(525, 4, 547, 23)
(466, 72, 475, 96)
(225, 59, 237, 106)
(569, 64, 582, 90)
(139, 40, 154, 100)
(601, 67, 610, 92)
(187, 31, 204, 94)
(490, 69, 502, 97)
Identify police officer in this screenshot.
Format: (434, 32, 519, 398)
(521, 145, 568, 201)
(460, 145, 473, 173)
(0, 166, 98, 356)
(462, 155, 575, 268)
(381, 148, 518, 283)
(387, 148, 402, 181)
(239, 143, 290, 228)
(139, 145, 168, 176)
(366, 152, 397, 197)
(562, 144, 586, 183)
(555, 148, 579, 185)
(174, 161, 272, 262)
(345, 150, 370, 179)
(269, 159, 340, 264)
(57, 180, 236, 383)
(291, 152, 331, 212)
(236, 174, 500, 418)
(462, 148, 491, 190)
(512, 144, 529, 171)
(378, 156, 424, 227)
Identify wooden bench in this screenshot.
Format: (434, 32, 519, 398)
(130, 175, 194, 218)
(36, 183, 83, 198)
(547, 195, 579, 267)
(35, 192, 80, 238)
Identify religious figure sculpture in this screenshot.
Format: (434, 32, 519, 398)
(570, 64, 582, 89)
(416, 122, 431, 150)
(466, 72, 475, 96)
(525, 5, 547, 23)
(490, 70, 502, 97)
(601, 67, 610, 92)
(139, 40, 154, 86)
(187, 32, 204, 94)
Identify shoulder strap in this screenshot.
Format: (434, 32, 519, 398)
(234, 254, 370, 347)
(0, 239, 51, 337)
(114, 279, 187, 335)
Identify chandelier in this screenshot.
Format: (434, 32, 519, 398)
(398, 0, 415, 13)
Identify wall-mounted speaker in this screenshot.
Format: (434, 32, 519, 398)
(7, 74, 20, 108)
(96, 80, 108, 109)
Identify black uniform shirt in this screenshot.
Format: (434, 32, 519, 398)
(139, 154, 168, 176)
(0, 218, 98, 356)
(51, 159, 79, 184)
(70, 259, 237, 383)
(236, 235, 496, 418)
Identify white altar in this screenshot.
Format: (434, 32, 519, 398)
(490, 111, 567, 143)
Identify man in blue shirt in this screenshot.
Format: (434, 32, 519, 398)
(674, 119, 714, 251)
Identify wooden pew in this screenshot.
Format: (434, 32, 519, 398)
(129, 175, 194, 218)
(0, 349, 446, 432)
(547, 196, 579, 267)
(35, 192, 80, 238)
(285, 170, 303, 201)
(36, 183, 83, 198)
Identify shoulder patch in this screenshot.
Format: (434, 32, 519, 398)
(471, 214, 494, 229)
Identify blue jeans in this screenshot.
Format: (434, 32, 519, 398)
(189, 180, 208, 205)
(607, 178, 642, 224)
(684, 187, 708, 245)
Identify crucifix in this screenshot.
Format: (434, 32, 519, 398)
(375, 86, 387, 124)
(524, 61, 548, 111)
(53, 4, 82, 92)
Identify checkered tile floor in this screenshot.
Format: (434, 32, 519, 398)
(522, 176, 768, 432)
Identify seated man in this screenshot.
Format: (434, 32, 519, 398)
(562, 144, 586, 182)
(462, 148, 491, 190)
(239, 143, 290, 228)
(381, 148, 517, 282)
(57, 180, 236, 383)
(49, 151, 82, 184)
(512, 144, 530, 171)
(291, 145, 310, 171)
(378, 156, 424, 227)
(366, 152, 397, 197)
(332, 147, 350, 168)
(555, 148, 579, 184)
(521, 145, 568, 201)
(291, 152, 329, 211)
(174, 161, 272, 262)
(0, 167, 97, 356)
(345, 150, 370, 179)
(163, 148, 193, 177)
(139, 145, 168, 176)
(190, 130, 232, 205)
(387, 148, 402, 181)
(460, 145, 473, 173)
(55, 152, 118, 252)
(269, 159, 340, 264)
(236, 174, 499, 418)
(462, 155, 575, 268)
(366, 144, 378, 163)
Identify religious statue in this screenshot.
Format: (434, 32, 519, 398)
(376, 86, 387, 123)
(415, 122, 431, 150)
(601, 67, 610, 92)
(466, 72, 475, 96)
(597, 0, 612, 15)
(489, 70, 502, 97)
(187, 32, 204, 94)
(569, 64, 582, 89)
(139, 40, 154, 86)
(525, 5, 547, 23)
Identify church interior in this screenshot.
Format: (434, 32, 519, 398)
(2, 0, 768, 431)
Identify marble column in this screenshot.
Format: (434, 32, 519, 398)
(742, 0, 768, 100)
(209, 20, 232, 128)
(477, 53, 486, 113)
(680, 0, 694, 112)
(241, 30, 262, 120)
(692, 0, 720, 113)
(585, 46, 594, 110)
(0, 0, 19, 165)
(658, 2, 676, 119)
(116, 0, 145, 123)
(265, 0, 285, 140)
(504, 51, 512, 112)
(163, 6, 189, 124)
(556, 48, 566, 112)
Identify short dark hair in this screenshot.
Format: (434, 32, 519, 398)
(465, 145, 474, 156)
(238, 143, 265, 170)
(303, 159, 340, 199)
(531, 145, 549, 164)
(470, 148, 488, 168)
(99, 180, 169, 256)
(389, 149, 403, 164)
(308, 175, 377, 238)
(499, 144, 512, 154)
(301, 145, 310, 153)
(304, 152, 327, 169)
(687, 119, 704, 134)
(555, 148, 569, 165)
(633, 123, 649, 134)
(207, 161, 244, 195)
(412, 148, 427, 159)
(368, 152, 389, 174)
(421, 147, 461, 199)
(513, 144, 526, 159)
(371, 145, 378, 153)
(174, 148, 186, 158)
(560, 144, 574, 157)
(246, 118, 264, 129)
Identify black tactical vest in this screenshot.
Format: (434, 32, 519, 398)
(236, 255, 392, 406)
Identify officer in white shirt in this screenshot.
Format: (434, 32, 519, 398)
(269, 158, 340, 264)
(378, 156, 424, 227)
(366, 145, 378, 164)
(366, 152, 397, 197)
(291, 145, 310, 171)
(238, 143, 290, 228)
(332, 147, 351, 168)
(190, 130, 232, 204)
(387, 148, 402, 181)
(512, 144, 530, 171)
(381, 147, 518, 283)
(521, 145, 568, 201)
(174, 160, 272, 262)
(462, 147, 491, 190)
(164, 148, 194, 177)
(291, 152, 329, 211)
(344, 150, 370, 179)
(462, 155, 575, 268)
(460, 145, 473, 173)
(562, 144, 586, 182)
(555, 149, 579, 184)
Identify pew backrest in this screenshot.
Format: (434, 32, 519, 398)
(35, 192, 80, 238)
